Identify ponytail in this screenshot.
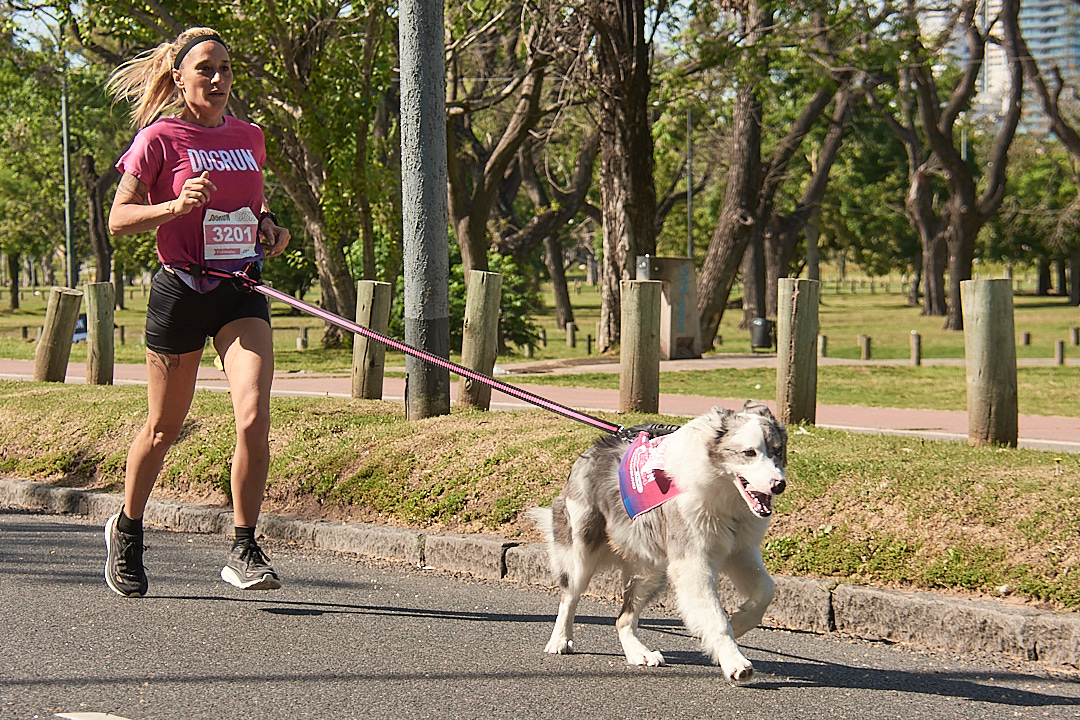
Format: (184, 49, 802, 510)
(106, 27, 224, 130)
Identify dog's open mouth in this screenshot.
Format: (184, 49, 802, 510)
(735, 476, 773, 518)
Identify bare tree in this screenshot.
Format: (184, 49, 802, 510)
(695, 1, 853, 346)
(588, 0, 663, 351)
(865, 0, 1023, 330)
(446, 6, 561, 277)
(1013, 5, 1080, 306)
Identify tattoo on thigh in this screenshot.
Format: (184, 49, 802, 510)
(148, 350, 182, 377)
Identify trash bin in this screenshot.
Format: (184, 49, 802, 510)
(750, 317, 773, 350)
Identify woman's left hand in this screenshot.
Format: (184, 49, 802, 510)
(259, 219, 291, 258)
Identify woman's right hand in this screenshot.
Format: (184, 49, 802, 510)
(168, 171, 216, 217)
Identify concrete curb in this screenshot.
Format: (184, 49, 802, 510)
(2, 477, 1076, 669)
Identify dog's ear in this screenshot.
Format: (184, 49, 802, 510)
(740, 400, 776, 421)
(706, 406, 737, 435)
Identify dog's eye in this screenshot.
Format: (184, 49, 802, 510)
(742, 449, 757, 459)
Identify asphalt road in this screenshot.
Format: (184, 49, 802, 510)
(2, 509, 1078, 720)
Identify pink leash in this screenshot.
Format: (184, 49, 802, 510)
(182, 263, 622, 435)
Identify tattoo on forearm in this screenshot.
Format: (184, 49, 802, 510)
(117, 173, 148, 203)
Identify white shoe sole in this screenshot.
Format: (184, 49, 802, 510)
(221, 565, 282, 591)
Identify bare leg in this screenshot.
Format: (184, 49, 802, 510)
(214, 317, 274, 528)
(123, 349, 203, 519)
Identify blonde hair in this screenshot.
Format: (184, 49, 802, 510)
(106, 27, 225, 130)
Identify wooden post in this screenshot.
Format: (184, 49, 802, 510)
(586, 334, 593, 355)
(118, 325, 126, 345)
(776, 278, 820, 425)
(33, 287, 83, 382)
(566, 322, 576, 348)
(351, 280, 392, 400)
(859, 334, 872, 360)
(961, 279, 1018, 447)
(620, 280, 661, 413)
(1055, 340, 1065, 366)
(297, 326, 309, 350)
(910, 331, 921, 367)
(540, 328, 547, 348)
(1020, 331, 1030, 346)
(817, 334, 827, 358)
(1071, 326, 1079, 346)
(458, 270, 503, 410)
(84, 282, 114, 385)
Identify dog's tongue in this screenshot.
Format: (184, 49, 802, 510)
(735, 477, 773, 518)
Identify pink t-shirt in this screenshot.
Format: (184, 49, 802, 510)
(117, 115, 266, 288)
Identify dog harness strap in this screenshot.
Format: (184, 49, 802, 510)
(618, 432, 684, 519)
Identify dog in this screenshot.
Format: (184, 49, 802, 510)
(529, 401, 787, 682)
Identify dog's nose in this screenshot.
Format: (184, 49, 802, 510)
(771, 477, 786, 495)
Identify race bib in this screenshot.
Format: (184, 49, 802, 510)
(618, 432, 683, 519)
(203, 207, 259, 260)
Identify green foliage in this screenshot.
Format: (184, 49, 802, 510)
(390, 242, 541, 354)
(821, 106, 919, 276)
(984, 136, 1080, 264)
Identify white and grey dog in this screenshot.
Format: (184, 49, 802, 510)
(530, 402, 787, 682)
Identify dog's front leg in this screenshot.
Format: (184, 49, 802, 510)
(667, 557, 755, 682)
(724, 549, 775, 639)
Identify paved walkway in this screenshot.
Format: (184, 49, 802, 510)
(2, 355, 1078, 453)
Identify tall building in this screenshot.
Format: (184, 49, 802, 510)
(977, 0, 1080, 129)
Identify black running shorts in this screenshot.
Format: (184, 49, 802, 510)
(144, 268, 270, 354)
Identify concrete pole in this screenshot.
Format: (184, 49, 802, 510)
(400, 0, 450, 419)
(776, 278, 820, 425)
(961, 279, 1018, 447)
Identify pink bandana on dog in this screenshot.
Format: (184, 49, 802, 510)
(619, 432, 684, 519)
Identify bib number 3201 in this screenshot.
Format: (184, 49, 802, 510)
(203, 207, 259, 260)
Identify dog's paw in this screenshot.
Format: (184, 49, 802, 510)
(544, 638, 575, 655)
(724, 659, 754, 683)
(626, 650, 666, 667)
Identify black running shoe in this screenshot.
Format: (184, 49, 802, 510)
(220, 539, 281, 591)
(104, 513, 148, 597)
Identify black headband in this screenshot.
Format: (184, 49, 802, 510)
(172, 34, 228, 69)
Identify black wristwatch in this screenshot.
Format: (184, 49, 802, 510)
(259, 210, 278, 226)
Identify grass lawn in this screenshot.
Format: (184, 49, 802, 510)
(1, 275, 1079, 609)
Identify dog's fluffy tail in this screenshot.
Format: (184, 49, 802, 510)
(527, 506, 555, 543)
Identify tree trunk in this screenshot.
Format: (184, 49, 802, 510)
(590, 0, 657, 352)
(1037, 257, 1052, 296)
(310, 222, 359, 346)
(923, 233, 948, 316)
(942, 195, 982, 330)
(1069, 250, 1080, 306)
(740, 237, 766, 328)
(6, 253, 19, 311)
(696, 81, 763, 347)
(112, 256, 125, 311)
(79, 153, 120, 285)
(543, 233, 574, 330)
(907, 261, 922, 307)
